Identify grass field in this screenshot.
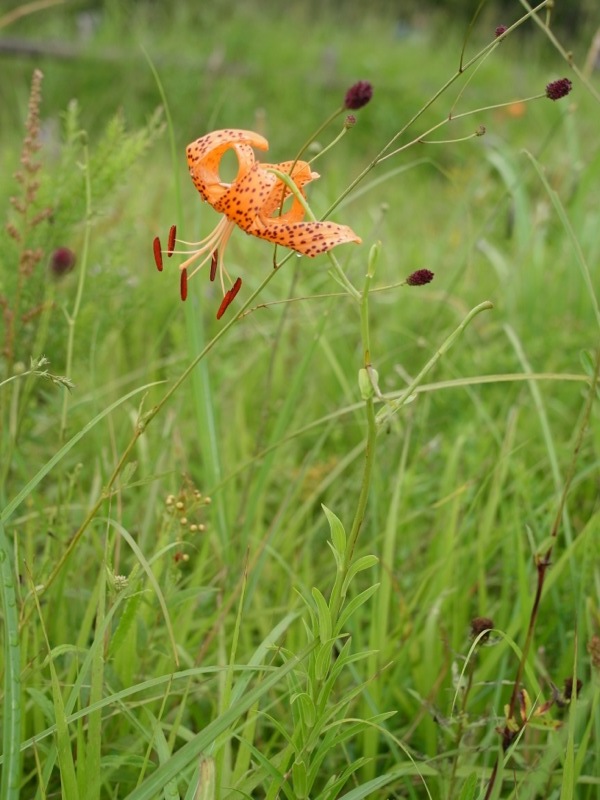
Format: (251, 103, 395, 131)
(1, 1, 599, 798)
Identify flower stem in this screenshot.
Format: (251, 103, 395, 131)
(329, 264, 377, 620)
(375, 301, 494, 429)
(267, 167, 361, 301)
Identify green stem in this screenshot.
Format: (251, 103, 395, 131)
(329, 266, 377, 620)
(320, 0, 551, 218)
(308, 123, 349, 165)
(60, 142, 91, 443)
(18, 267, 282, 613)
(267, 168, 361, 302)
(376, 301, 494, 429)
(0, 521, 22, 800)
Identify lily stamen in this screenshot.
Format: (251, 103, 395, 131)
(167, 225, 177, 256)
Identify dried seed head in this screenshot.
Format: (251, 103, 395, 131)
(343, 80, 373, 110)
(587, 635, 600, 670)
(563, 677, 582, 700)
(471, 617, 494, 642)
(6, 222, 21, 242)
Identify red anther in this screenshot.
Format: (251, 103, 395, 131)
(153, 236, 163, 271)
(216, 277, 242, 320)
(210, 250, 218, 282)
(231, 276, 242, 298)
(167, 225, 177, 256)
(180, 268, 188, 301)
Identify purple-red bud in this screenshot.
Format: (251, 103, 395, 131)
(344, 80, 373, 110)
(406, 269, 434, 286)
(546, 78, 573, 101)
(49, 247, 76, 277)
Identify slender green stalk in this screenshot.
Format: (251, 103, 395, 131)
(329, 253, 377, 620)
(376, 301, 494, 428)
(15, 268, 281, 614)
(144, 46, 229, 547)
(321, 0, 551, 218)
(524, 150, 600, 329)
(60, 142, 92, 442)
(267, 167, 360, 301)
(273, 106, 347, 232)
(0, 521, 22, 800)
(484, 345, 600, 797)
(518, 0, 600, 103)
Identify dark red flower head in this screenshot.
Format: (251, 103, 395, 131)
(406, 269, 434, 286)
(494, 25, 508, 38)
(344, 80, 373, 110)
(546, 78, 573, 101)
(49, 247, 76, 277)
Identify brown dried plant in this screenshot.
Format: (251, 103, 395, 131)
(2, 69, 53, 367)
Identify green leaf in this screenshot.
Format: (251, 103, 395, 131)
(311, 587, 332, 643)
(322, 505, 346, 556)
(187, 757, 215, 800)
(316, 758, 371, 800)
(292, 759, 308, 799)
(341, 555, 378, 596)
(123, 644, 317, 800)
(457, 773, 478, 800)
(290, 692, 316, 729)
(0, 381, 163, 525)
(336, 584, 380, 634)
(314, 641, 334, 682)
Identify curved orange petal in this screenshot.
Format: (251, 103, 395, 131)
(249, 215, 362, 256)
(185, 129, 361, 258)
(214, 161, 278, 228)
(187, 129, 269, 206)
(259, 160, 319, 217)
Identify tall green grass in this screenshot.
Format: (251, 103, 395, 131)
(1, 1, 599, 798)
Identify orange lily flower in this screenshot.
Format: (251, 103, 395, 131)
(153, 129, 361, 318)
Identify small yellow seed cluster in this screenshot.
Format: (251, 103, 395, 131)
(164, 483, 211, 566)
